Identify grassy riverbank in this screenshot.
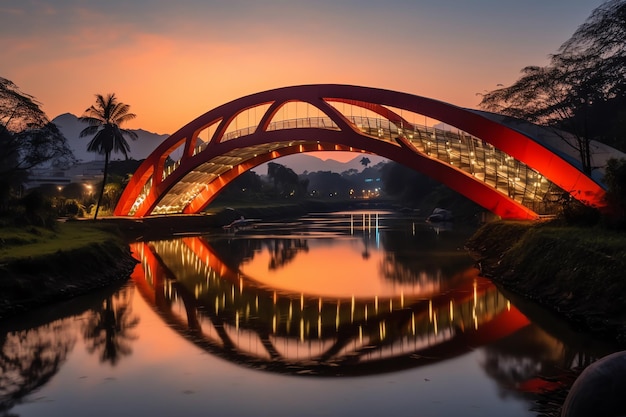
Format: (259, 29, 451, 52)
(0, 221, 137, 319)
(0, 221, 123, 260)
(465, 220, 626, 346)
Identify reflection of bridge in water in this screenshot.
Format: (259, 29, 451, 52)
(130, 237, 529, 376)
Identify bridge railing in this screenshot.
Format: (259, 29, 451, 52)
(147, 114, 561, 216)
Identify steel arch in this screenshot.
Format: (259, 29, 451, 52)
(115, 84, 607, 219)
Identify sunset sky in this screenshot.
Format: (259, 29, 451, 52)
(1, 0, 606, 137)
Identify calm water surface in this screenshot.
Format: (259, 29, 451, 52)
(0, 211, 618, 417)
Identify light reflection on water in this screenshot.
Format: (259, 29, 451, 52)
(0, 212, 619, 417)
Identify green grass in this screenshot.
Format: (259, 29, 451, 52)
(467, 221, 626, 277)
(0, 221, 122, 262)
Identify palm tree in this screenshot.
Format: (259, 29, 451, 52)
(79, 93, 137, 219)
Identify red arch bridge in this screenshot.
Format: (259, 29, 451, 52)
(115, 84, 613, 220)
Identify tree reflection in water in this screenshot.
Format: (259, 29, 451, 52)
(265, 238, 309, 270)
(209, 238, 260, 269)
(479, 323, 612, 416)
(82, 286, 139, 366)
(482, 326, 570, 395)
(379, 228, 473, 284)
(0, 318, 76, 414)
(206, 236, 310, 272)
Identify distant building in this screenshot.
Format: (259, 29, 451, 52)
(24, 160, 105, 190)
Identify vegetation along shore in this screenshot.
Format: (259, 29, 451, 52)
(0, 221, 137, 320)
(465, 220, 626, 347)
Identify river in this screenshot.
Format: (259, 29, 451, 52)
(0, 211, 618, 416)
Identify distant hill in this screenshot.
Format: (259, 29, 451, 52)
(254, 153, 388, 175)
(52, 113, 388, 173)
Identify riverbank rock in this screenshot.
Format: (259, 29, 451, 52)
(561, 350, 626, 417)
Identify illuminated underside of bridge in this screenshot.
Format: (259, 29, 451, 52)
(115, 84, 607, 220)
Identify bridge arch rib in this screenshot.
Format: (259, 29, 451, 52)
(115, 84, 607, 219)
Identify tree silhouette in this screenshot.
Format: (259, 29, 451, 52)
(360, 157, 371, 167)
(79, 93, 137, 219)
(0, 77, 75, 200)
(267, 162, 304, 198)
(478, 0, 626, 174)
